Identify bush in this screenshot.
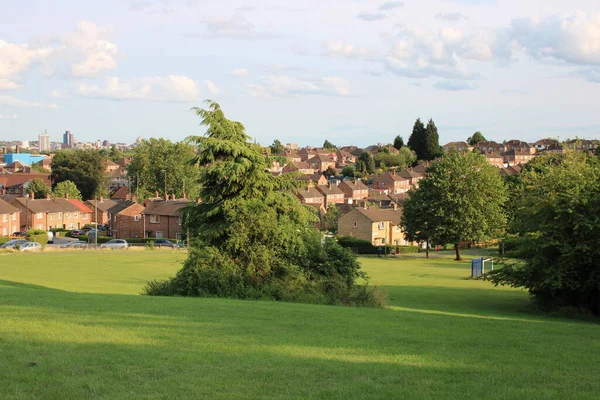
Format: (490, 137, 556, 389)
(26, 229, 48, 249)
(146, 241, 155, 250)
(336, 236, 419, 255)
(0, 237, 10, 245)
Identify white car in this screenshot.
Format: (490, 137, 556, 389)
(100, 239, 129, 249)
(19, 242, 42, 252)
(60, 240, 88, 249)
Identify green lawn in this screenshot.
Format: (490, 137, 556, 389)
(0, 250, 599, 399)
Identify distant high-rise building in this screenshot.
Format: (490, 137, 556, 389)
(39, 130, 50, 152)
(102, 140, 111, 148)
(63, 130, 73, 148)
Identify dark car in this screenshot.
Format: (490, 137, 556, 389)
(13, 232, 27, 238)
(153, 239, 178, 249)
(70, 230, 86, 238)
(1, 239, 28, 249)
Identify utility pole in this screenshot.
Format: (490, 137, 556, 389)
(94, 196, 98, 249)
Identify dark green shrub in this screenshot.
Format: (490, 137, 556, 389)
(0, 237, 10, 245)
(145, 241, 155, 250)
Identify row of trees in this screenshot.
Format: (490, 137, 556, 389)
(28, 178, 82, 200)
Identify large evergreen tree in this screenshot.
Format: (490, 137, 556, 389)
(357, 152, 376, 175)
(393, 135, 404, 150)
(407, 118, 427, 160)
(402, 151, 507, 260)
(423, 119, 442, 161)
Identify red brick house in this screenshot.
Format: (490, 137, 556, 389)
(111, 186, 130, 201)
(482, 151, 505, 167)
(107, 200, 145, 239)
(68, 199, 93, 226)
(477, 141, 505, 154)
(398, 169, 423, 188)
(504, 148, 535, 165)
(306, 154, 336, 173)
(282, 161, 316, 175)
(85, 197, 118, 225)
(338, 179, 369, 203)
(294, 186, 324, 206)
(315, 184, 345, 207)
(0, 173, 51, 197)
(0, 198, 20, 236)
(8, 194, 84, 231)
(142, 197, 190, 239)
(443, 141, 473, 152)
(373, 171, 411, 194)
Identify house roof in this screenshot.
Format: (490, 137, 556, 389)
(85, 199, 119, 213)
(482, 150, 503, 159)
(107, 200, 142, 215)
(9, 197, 80, 213)
(68, 199, 93, 213)
(0, 198, 19, 215)
(106, 159, 119, 167)
(307, 154, 334, 164)
(355, 207, 402, 225)
(0, 173, 51, 189)
(388, 192, 410, 206)
(367, 191, 392, 201)
(398, 169, 422, 179)
(296, 187, 324, 200)
(111, 186, 130, 199)
(143, 199, 191, 216)
(412, 163, 429, 174)
(340, 179, 368, 190)
(107, 169, 127, 178)
(316, 184, 344, 196)
(381, 171, 409, 182)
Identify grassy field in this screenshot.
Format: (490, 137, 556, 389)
(1, 250, 599, 399)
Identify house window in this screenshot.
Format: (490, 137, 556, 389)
(353, 221, 357, 228)
(58, 212, 63, 219)
(108, 213, 111, 221)
(1, 214, 6, 222)
(37, 224, 43, 230)
(49, 213, 54, 220)
(69, 223, 74, 229)
(150, 215, 160, 224)
(156, 231, 163, 239)
(37, 212, 43, 219)
(66, 212, 71, 218)
(82, 213, 88, 219)
(378, 222, 385, 230)
(74, 212, 79, 218)
(2, 227, 6, 236)
(12, 213, 16, 221)
(134, 216, 140, 222)
(178, 217, 182, 226)
(395, 226, 401, 232)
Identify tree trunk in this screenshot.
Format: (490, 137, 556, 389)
(425, 239, 429, 259)
(454, 243, 462, 261)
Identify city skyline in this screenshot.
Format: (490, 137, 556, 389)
(0, 0, 599, 147)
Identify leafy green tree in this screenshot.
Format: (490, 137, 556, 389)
(401, 188, 438, 258)
(403, 151, 507, 260)
(407, 118, 427, 160)
(145, 101, 377, 306)
(51, 149, 108, 200)
(269, 139, 285, 155)
(27, 178, 51, 199)
(341, 165, 357, 178)
(393, 135, 404, 150)
(324, 204, 342, 233)
(467, 131, 486, 146)
(488, 153, 600, 315)
(324, 166, 337, 177)
(52, 180, 82, 200)
(423, 119, 442, 161)
(357, 152, 375, 175)
(323, 140, 336, 150)
(127, 138, 198, 199)
(374, 147, 416, 169)
(109, 145, 124, 162)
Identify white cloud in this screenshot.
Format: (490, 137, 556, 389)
(204, 80, 220, 94)
(246, 75, 351, 99)
(0, 95, 59, 109)
(0, 113, 19, 120)
(572, 68, 600, 83)
(379, 2, 404, 11)
(76, 75, 200, 101)
(435, 12, 468, 21)
(197, 15, 281, 39)
(61, 21, 119, 78)
(231, 68, 249, 77)
(0, 40, 53, 86)
(0, 79, 20, 90)
(326, 40, 369, 59)
(434, 80, 477, 91)
(509, 12, 600, 65)
(49, 89, 71, 99)
(357, 12, 386, 22)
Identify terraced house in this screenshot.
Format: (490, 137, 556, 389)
(338, 207, 407, 246)
(142, 196, 190, 240)
(8, 194, 86, 231)
(0, 198, 20, 236)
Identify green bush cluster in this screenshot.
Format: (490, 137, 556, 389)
(0, 237, 10, 245)
(26, 229, 48, 249)
(336, 236, 419, 255)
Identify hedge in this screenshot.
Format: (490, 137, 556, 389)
(0, 237, 10, 245)
(26, 229, 49, 249)
(336, 236, 419, 255)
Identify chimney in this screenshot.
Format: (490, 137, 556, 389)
(171, 194, 176, 201)
(182, 192, 187, 200)
(155, 190, 159, 198)
(46, 193, 51, 200)
(132, 195, 137, 203)
(31, 191, 34, 200)
(164, 192, 168, 201)
(99, 195, 103, 202)
(393, 202, 398, 210)
(65, 193, 69, 200)
(16, 145, 20, 153)
(125, 193, 131, 201)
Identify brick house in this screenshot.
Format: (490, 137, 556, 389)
(294, 186, 324, 206)
(107, 200, 145, 239)
(111, 186, 130, 200)
(443, 141, 474, 153)
(8, 194, 85, 231)
(482, 151, 505, 167)
(533, 139, 559, 152)
(315, 184, 344, 207)
(142, 197, 191, 239)
(306, 154, 336, 173)
(84, 197, 118, 225)
(338, 179, 369, 203)
(297, 148, 317, 161)
(476, 141, 505, 154)
(296, 173, 328, 186)
(0, 198, 20, 236)
(0, 173, 51, 197)
(398, 169, 423, 188)
(505, 140, 536, 155)
(338, 207, 406, 246)
(68, 199, 93, 226)
(504, 148, 535, 165)
(373, 171, 411, 194)
(282, 161, 316, 175)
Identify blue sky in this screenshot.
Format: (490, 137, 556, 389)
(0, 0, 599, 147)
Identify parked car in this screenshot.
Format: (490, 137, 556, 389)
(0, 239, 28, 249)
(153, 239, 179, 249)
(100, 239, 128, 249)
(19, 242, 42, 252)
(13, 231, 27, 238)
(70, 230, 85, 238)
(61, 240, 88, 249)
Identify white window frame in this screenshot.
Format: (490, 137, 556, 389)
(134, 215, 140, 222)
(12, 213, 16, 221)
(156, 231, 163, 239)
(66, 212, 71, 218)
(49, 213, 54, 220)
(37, 212, 43, 219)
(82, 213, 88, 220)
(74, 212, 79, 218)
(68, 223, 74, 230)
(353, 221, 357, 228)
(58, 212, 63, 219)
(1, 214, 6, 222)
(378, 222, 385, 230)
(150, 215, 160, 224)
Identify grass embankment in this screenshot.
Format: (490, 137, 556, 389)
(0, 251, 599, 399)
